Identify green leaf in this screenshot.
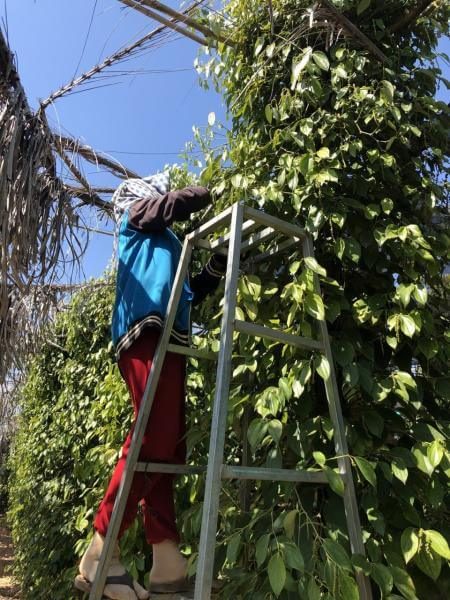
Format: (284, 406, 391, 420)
(226, 532, 241, 563)
(371, 563, 393, 596)
(363, 410, 384, 437)
(254, 36, 265, 56)
(412, 285, 428, 306)
(427, 441, 443, 468)
(381, 80, 395, 103)
(304, 293, 325, 320)
(291, 47, 312, 89)
(314, 354, 331, 381)
(304, 256, 327, 277)
(401, 528, 419, 564)
(312, 51, 329, 71)
(283, 510, 298, 539)
(324, 466, 344, 496)
(323, 538, 352, 571)
(282, 541, 304, 572)
(338, 573, 359, 600)
(333, 340, 355, 367)
(246, 274, 262, 299)
(395, 371, 416, 389)
(313, 451, 326, 466)
(306, 578, 321, 600)
(414, 545, 442, 581)
(390, 566, 418, 600)
(399, 314, 416, 337)
(231, 173, 242, 188)
(255, 533, 270, 567)
(268, 419, 283, 444)
(247, 418, 268, 450)
(278, 377, 292, 401)
(392, 458, 408, 484)
(357, 0, 371, 15)
(424, 530, 450, 559)
(396, 284, 414, 308)
(381, 197, 394, 214)
(317, 146, 330, 160)
(268, 552, 286, 596)
(265, 104, 273, 124)
(412, 444, 434, 476)
(354, 457, 377, 488)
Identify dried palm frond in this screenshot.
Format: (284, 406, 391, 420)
(0, 29, 84, 385)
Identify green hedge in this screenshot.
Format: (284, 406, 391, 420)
(7, 281, 151, 599)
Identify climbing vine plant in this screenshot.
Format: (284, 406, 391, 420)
(7, 1, 450, 599)
(191, 0, 450, 598)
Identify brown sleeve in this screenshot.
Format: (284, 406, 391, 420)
(128, 186, 211, 232)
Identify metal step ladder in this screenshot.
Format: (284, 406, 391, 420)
(89, 201, 373, 600)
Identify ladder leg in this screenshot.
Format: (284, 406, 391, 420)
(89, 238, 193, 600)
(302, 236, 373, 600)
(194, 202, 245, 600)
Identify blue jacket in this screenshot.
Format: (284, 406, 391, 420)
(111, 187, 225, 357)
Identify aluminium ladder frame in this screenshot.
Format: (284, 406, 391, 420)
(89, 201, 373, 600)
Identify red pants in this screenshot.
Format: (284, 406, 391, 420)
(94, 329, 186, 544)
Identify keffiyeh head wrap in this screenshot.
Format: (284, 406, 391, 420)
(111, 171, 170, 226)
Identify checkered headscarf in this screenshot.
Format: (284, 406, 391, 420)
(111, 171, 170, 226)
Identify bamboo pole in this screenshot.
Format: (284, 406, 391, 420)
(131, 0, 231, 44)
(119, 0, 207, 45)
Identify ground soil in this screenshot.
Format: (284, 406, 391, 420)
(0, 516, 19, 599)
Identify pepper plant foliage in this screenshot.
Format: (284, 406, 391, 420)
(7, 282, 149, 599)
(191, 0, 450, 597)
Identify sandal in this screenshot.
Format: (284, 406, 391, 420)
(74, 572, 138, 596)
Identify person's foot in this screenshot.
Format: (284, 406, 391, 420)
(79, 531, 149, 600)
(149, 539, 188, 585)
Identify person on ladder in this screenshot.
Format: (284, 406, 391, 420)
(76, 173, 226, 600)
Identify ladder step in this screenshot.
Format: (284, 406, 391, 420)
(240, 226, 278, 253)
(167, 343, 216, 361)
(135, 462, 329, 485)
(221, 465, 328, 484)
(136, 462, 206, 475)
(243, 205, 306, 240)
(195, 219, 258, 252)
(187, 205, 234, 242)
(250, 236, 299, 264)
(234, 320, 324, 352)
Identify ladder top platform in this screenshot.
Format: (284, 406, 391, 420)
(186, 202, 307, 261)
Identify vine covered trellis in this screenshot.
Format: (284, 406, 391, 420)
(1, 2, 449, 598)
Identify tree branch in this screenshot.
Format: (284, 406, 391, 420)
(389, 0, 438, 34)
(320, 0, 388, 63)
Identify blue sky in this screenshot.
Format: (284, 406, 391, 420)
(1, 1, 448, 282)
(1, 0, 227, 280)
